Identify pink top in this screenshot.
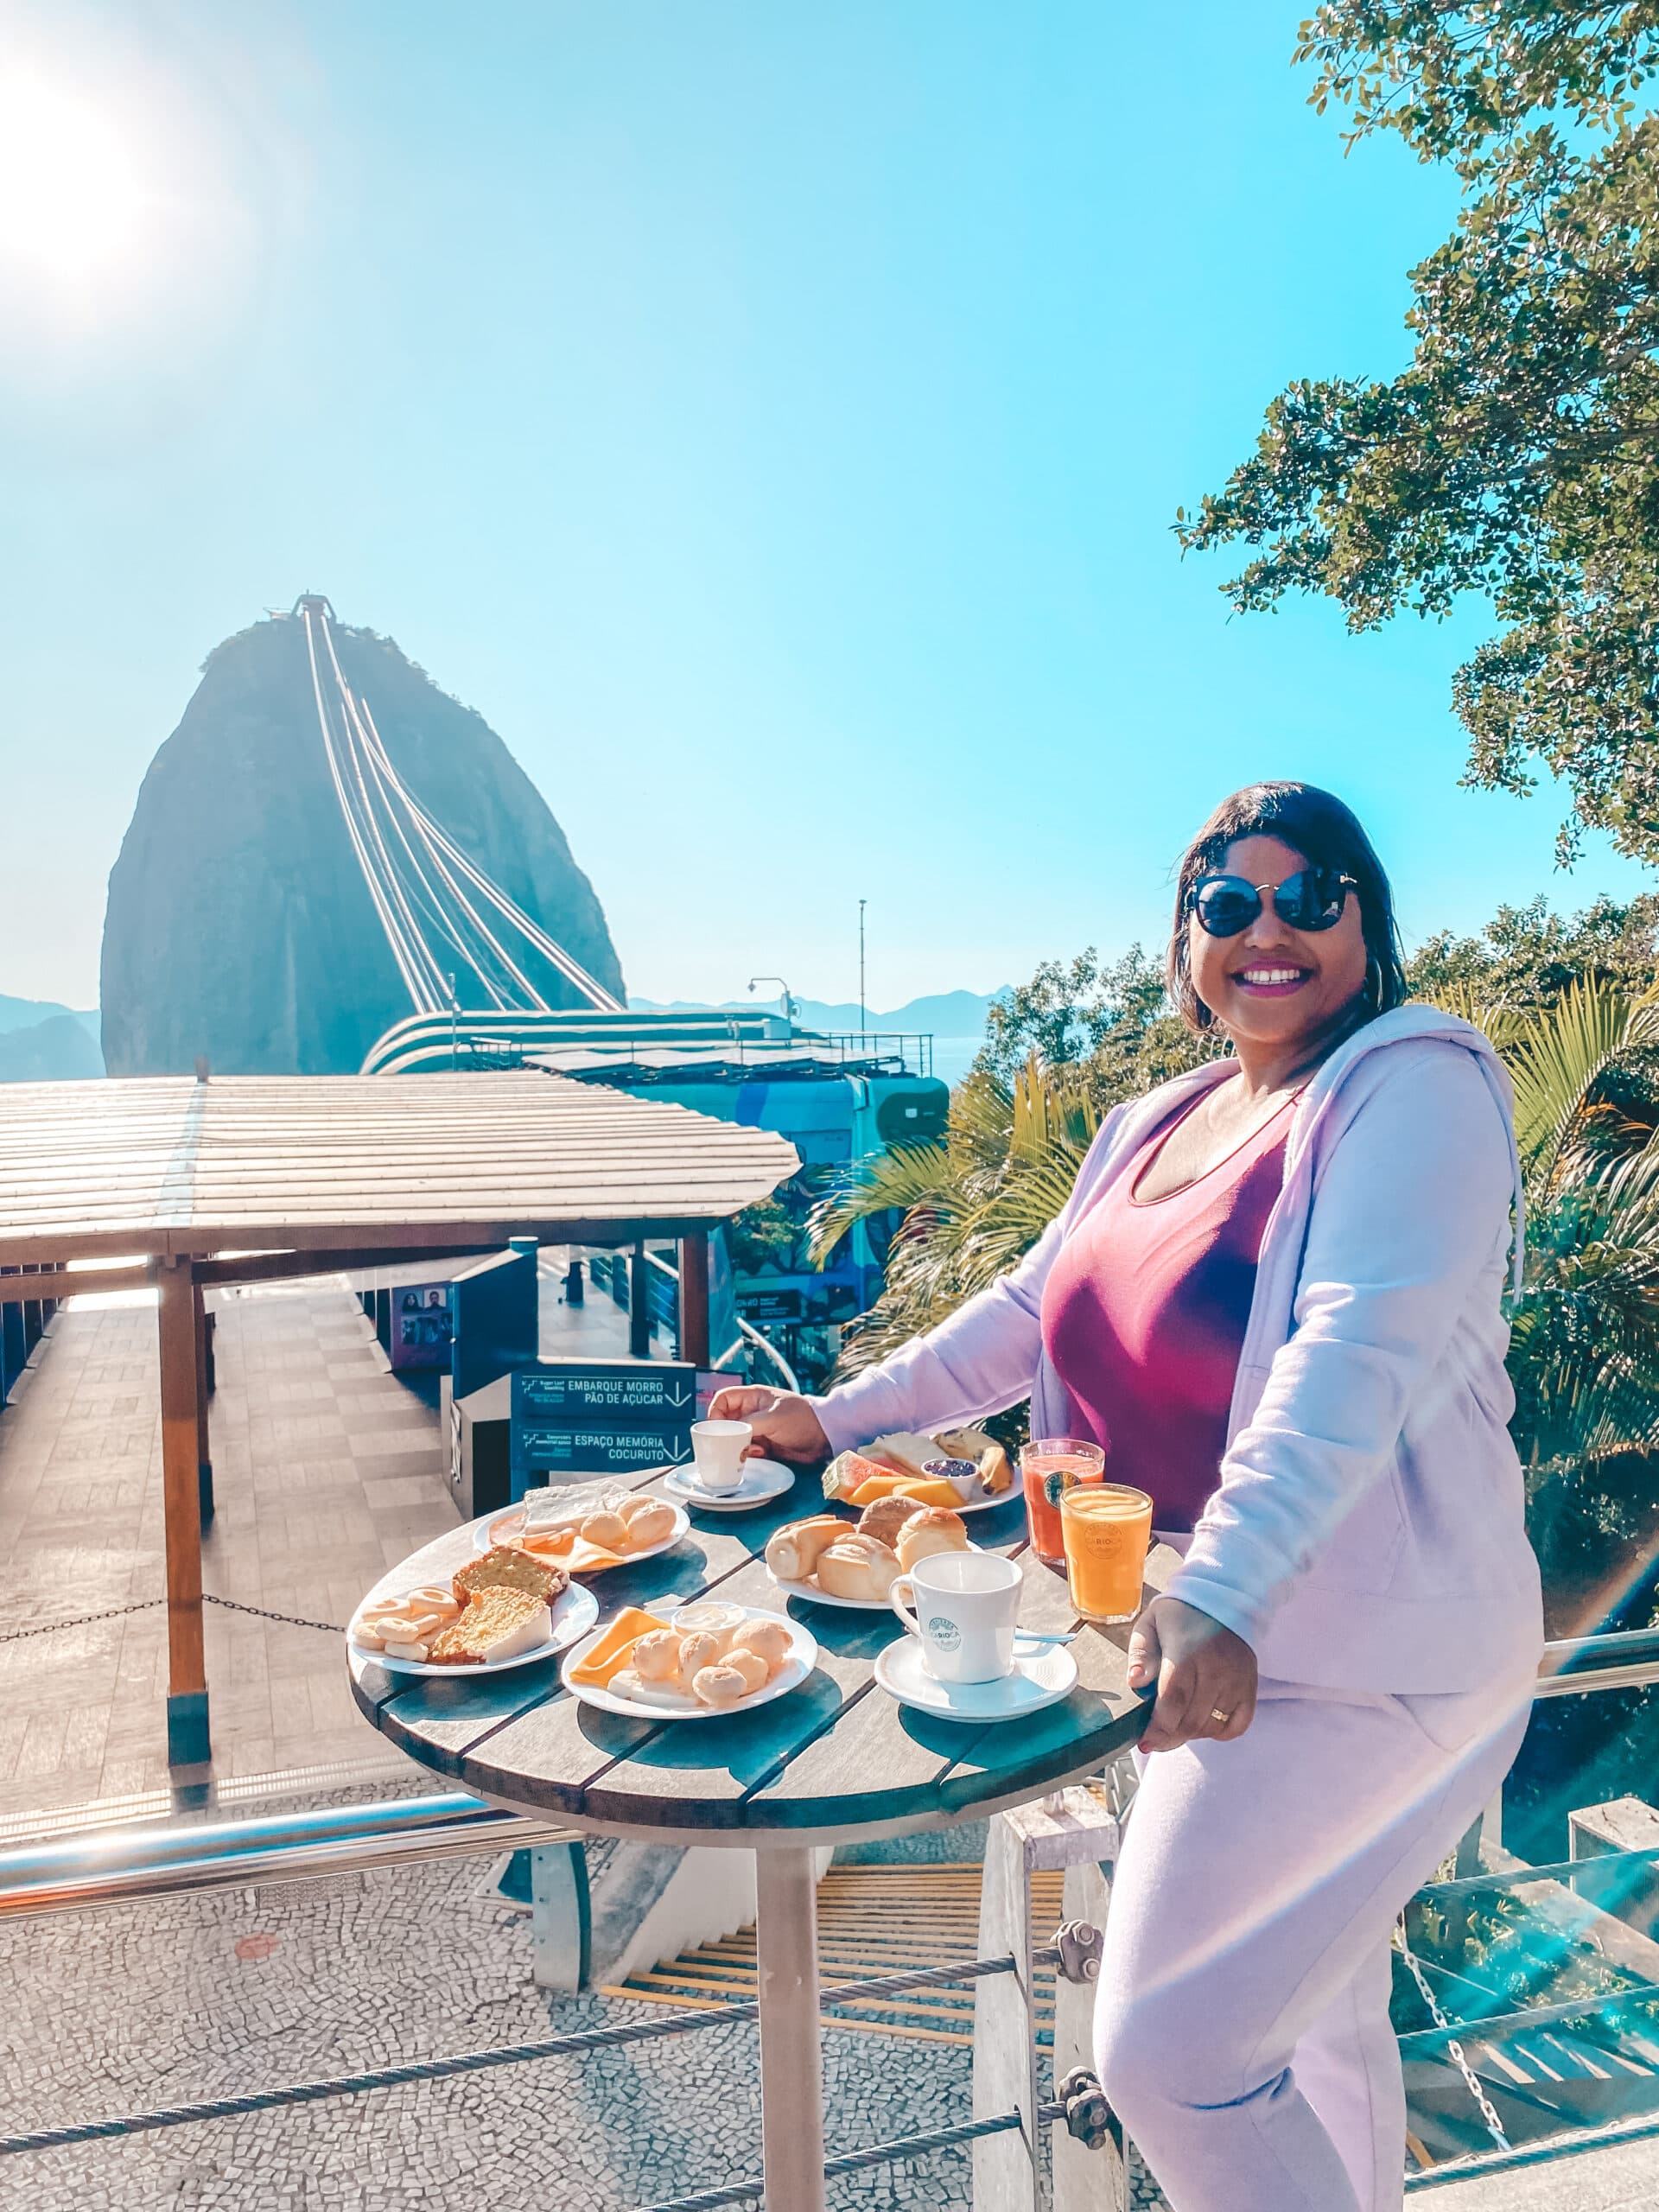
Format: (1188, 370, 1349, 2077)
(1039, 1088, 1292, 1531)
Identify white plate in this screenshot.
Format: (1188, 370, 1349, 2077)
(874, 1635, 1078, 1720)
(662, 1458, 796, 1512)
(349, 1580, 599, 1679)
(563, 1607, 817, 1722)
(475, 1500, 690, 1567)
(767, 1539, 984, 1612)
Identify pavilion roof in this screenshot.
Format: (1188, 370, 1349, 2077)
(0, 1072, 801, 1267)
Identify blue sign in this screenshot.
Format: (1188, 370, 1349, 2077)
(512, 1422, 692, 1480)
(507, 1359, 697, 1495)
(512, 1362, 696, 1424)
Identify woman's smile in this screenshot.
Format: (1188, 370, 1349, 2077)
(1231, 963, 1313, 997)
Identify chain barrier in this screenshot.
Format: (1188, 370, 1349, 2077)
(1394, 1919, 1510, 2152)
(0, 1594, 346, 1648)
(0, 1953, 1020, 2157)
(201, 1595, 346, 1634)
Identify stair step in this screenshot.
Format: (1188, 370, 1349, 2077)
(601, 1859, 1066, 2044)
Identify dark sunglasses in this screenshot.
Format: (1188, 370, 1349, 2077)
(1188, 868, 1357, 938)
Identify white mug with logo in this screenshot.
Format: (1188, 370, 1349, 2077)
(690, 1419, 752, 1493)
(889, 1551, 1022, 1685)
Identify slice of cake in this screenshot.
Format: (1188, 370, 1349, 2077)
(454, 1545, 568, 1604)
(428, 1586, 551, 1666)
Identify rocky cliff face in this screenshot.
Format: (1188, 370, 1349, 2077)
(100, 614, 624, 1076)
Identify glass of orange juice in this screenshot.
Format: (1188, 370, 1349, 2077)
(1020, 1438, 1105, 1566)
(1059, 1484, 1154, 1624)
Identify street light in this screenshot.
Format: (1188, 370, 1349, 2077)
(748, 976, 796, 1035)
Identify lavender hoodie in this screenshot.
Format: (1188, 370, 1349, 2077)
(812, 1007, 1544, 1693)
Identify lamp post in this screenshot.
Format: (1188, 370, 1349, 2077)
(858, 899, 867, 1045)
(748, 976, 796, 1038)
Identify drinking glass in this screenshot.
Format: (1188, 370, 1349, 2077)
(1020, 1438, 1105, 1566)
(1059, 1483, 1153, 1624)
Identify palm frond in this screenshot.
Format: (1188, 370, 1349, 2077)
(1507, 978, 1649, 1193)
(804, 1141, 953, 1267)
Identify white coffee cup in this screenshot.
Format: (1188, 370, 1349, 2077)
(690, 1419, 752, 1494)
(889, 1551, 1022, 1685)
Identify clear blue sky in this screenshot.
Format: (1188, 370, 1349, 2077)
(3, 0, 1649, 1015)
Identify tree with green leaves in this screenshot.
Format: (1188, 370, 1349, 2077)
(976, 943, 1213, 1097)
(1180, 4, 1659, 861)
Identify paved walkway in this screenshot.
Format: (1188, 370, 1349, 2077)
(0, 1284, 458, 1819)
(1, 1820, 978, 2212)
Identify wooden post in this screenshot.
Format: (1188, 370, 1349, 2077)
(628, 1240, 651, 1360)
(755, 1846, 826, 2212)
(974, 1812, 1042, 2212)
(679, 1228, 710, 1369)
(979, 1786, 1128, 2212)
(193, 1280, 214, 1529)
(158, 1257, 210, 1766)
(1052, 1858, 1127, 2212)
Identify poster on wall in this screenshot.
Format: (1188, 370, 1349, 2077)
(390, 1283, 454, 1371)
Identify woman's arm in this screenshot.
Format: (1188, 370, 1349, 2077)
(810, 1206, 1069, 1452)
(1167, 1046, 1515, 1651)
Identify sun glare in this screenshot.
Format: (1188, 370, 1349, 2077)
(0, 73, 146, 288)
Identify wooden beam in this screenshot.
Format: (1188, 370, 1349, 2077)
(679, 1229, 710, 1368)
(0, 1274, 75, 1300)
(156, 1257, 209, 1766)
(0, 1215, 762, 1271)
(194, 1243, 506, 1289)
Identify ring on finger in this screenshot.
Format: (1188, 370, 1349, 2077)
(1208, 1707, 1231, 1726)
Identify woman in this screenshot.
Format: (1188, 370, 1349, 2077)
(713, 783, 1542, 2212)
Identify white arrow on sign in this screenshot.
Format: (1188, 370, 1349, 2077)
(664, 1437, 691, 1463)
(664, 1383, 692, 1408)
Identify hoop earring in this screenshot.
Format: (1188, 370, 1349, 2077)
(1365, 954, 1383, 1010)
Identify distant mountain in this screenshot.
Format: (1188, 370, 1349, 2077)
(0, 1014, 104, 1083)
(100, 610, 622, 1076)
(630, 988, 1007, 1036)
(0, 993, 99, 1040)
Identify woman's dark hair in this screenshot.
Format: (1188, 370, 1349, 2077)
(1167, 782, 1408, 1034)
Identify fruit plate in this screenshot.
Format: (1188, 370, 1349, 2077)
(662, 1458, 796, 1512)
(824, 1478, 1015, 1518)
(562, 1607, 817, 1722)
(767, 1540, 983, 1612)
(474, 1500, 690, 1570)
(348, 1580, 599, 1679)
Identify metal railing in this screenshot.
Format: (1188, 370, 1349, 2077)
(4, 1626, 1658, 2203)
(0, 1790, 573, 1920)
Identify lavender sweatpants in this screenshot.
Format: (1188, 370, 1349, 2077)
(1092, 1672, 1533, 2211)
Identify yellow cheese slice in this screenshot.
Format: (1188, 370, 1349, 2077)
(567, 1606, 674, 1689)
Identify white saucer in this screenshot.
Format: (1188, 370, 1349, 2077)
(874, 1636, 1078, 1720)
(663, 1458, 796, 1512)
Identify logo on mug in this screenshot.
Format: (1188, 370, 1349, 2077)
(926, 1615, 962, 1652)
(1043, 1471, 1068, 1507)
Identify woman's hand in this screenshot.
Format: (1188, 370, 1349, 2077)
(1127, 1594, 1257, 1752)
(705, 1386, 830, 1465)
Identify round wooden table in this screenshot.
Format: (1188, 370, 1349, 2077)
(350, 1468, 1157, 2212)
